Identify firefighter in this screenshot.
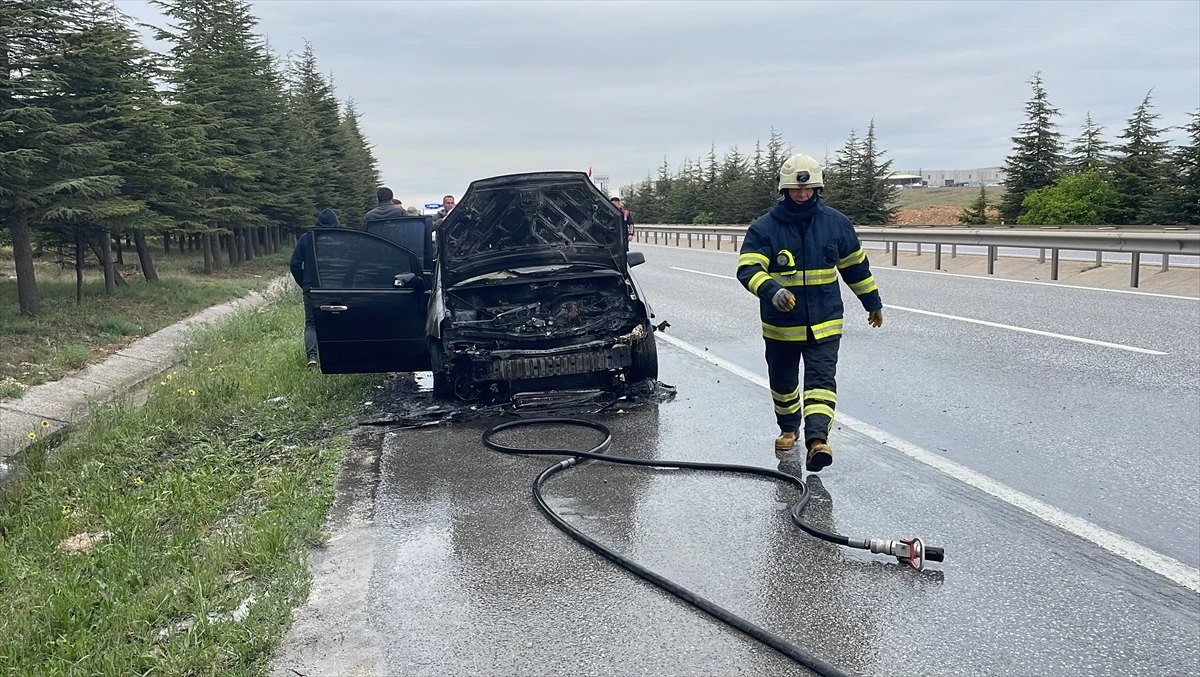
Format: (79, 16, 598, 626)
(736, 154, 884, 471)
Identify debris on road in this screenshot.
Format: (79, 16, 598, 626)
(360, 373, 677, 428)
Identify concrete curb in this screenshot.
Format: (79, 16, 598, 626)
(0, 276, 292, 462)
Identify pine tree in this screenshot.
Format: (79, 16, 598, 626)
(1172, 109, 1200, 225)
(1, 0, 57, 314)
(958, 185, 990, 225)
(762, 125, 787, 211)
(999, 72, 1065, 223)
(37, 0, 173, 296)
(153, 0, 280, 268)
(288, 42, 348, 219)
(823, 129, 863, 219)
(854, 120, 899, 224)
(1066, 112, 1108, 175)
(1111, 91, 1172, 225)
(336, 99, 381, 217)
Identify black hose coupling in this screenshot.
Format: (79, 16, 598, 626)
(865, 538, 945, 571)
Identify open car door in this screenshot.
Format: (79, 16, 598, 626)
(308, 229, 432, 374)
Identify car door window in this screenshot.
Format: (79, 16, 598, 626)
(312, 230, 420, 289)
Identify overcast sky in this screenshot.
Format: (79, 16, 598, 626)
(116, 0, 1200, 209)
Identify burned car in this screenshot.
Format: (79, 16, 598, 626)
(306, 171, 658, 401)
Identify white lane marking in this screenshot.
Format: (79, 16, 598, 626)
(670, 266, 732, 280)
(655, 331, 1200, 593)
(668, 267, 1168, 356)
(642, 243, 1200, 301)
(885, 305, 1168, 356)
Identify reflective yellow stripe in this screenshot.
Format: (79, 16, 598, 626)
(771, 387, 800, 402)
(838, 247, 866, 269)
(811, 318, 844, 340)
(748, 271, 771, 294)
(803, 403, 836, 421)
(774, 401, 802, 415)
(739, 253, 770, 267)
(761, 323, 808, 341)
(849, 276, 878, 296)
(804, 388, 838, 404)
(771, 268, 837, 287)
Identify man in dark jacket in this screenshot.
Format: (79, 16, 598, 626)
(610, 196, 635, 240)
(290, 207, 341, 369)
(736, 154, 884, 471)
(363, 187, 410, 225)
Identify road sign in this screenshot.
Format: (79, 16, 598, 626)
(593, 174, 610, 182)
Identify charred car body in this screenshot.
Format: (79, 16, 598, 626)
(306, 172, 658, 400)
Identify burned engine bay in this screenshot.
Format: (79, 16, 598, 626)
(445, 271, 639, 341)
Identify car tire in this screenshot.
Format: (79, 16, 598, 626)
(627, 326, 658, 383)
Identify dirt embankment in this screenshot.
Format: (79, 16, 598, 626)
(893, 206, 1002, 225)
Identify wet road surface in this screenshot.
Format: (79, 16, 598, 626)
(272, 344, 1199, 676)
(632, 243, 1200, 568)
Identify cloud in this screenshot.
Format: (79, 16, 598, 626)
(117, 0, 1200, 208)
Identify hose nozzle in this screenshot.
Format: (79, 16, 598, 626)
(865, 537, 945, 570)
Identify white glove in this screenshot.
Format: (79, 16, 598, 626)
(772, 288, 796, 312)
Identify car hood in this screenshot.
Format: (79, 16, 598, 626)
(437, 172, 627, 287)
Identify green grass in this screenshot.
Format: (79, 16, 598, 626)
(0, 290, 380, 676)
(893, 186, 1007, 211)
(1, 249, 291, 400)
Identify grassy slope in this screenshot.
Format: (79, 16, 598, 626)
(892, 186, 1007, 211)
(1, 250, 290, 399)
(0, 291, 379, 675)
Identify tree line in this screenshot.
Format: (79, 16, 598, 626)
(994, 73, 1198, 227)
(2, 0, 381, 316)
(621, 122, 901, 228)
(622, 75, 1199, 230)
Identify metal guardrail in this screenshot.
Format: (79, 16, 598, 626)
(633, 224, 1200, 288)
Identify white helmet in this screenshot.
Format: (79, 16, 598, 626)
(777, 153, 824, 191)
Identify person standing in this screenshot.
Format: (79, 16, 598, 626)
(363, 187, 409, 225)
(736, 154, 884, 471)
(610, 196, 635, 241)
(290, 207, 342, 369)
(433, 194, 455, 227)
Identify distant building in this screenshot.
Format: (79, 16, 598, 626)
(891, 167, 1006, 188)
(883, 173, 924, 188)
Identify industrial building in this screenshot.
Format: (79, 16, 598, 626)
(889, 167, 1006, 188)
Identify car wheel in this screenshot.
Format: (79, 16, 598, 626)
(627, 326, 658, 383)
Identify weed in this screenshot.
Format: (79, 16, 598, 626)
(56, 345, 92, 370)
(0, 292, 378, 675)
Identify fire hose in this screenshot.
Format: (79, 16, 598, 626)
(482, 417, 944, 677)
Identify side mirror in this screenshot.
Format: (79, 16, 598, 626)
(394, 272, 422, 289)
(627, 251, 646, 268)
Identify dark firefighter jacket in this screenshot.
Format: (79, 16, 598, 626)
(736, 196, 882, 343)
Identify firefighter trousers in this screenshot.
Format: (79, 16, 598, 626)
(764, 336, 840, 445)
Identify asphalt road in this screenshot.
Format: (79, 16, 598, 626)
(272, 246, 1200, 676)
(632, 243, 1200, 568)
